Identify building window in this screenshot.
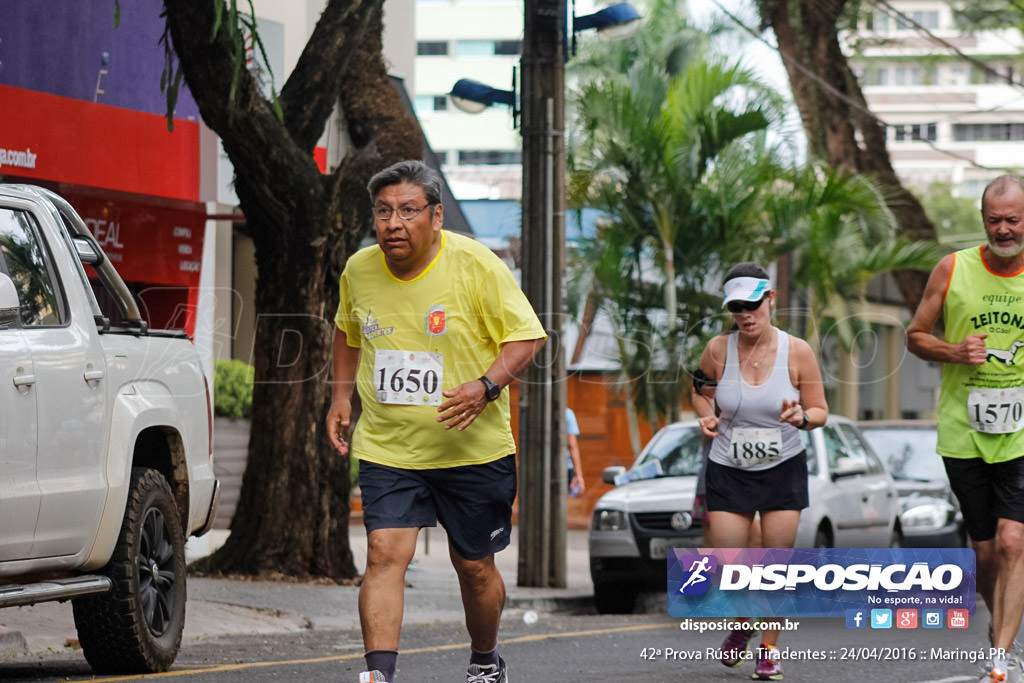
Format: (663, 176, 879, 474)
(494, 40, 522, 55)
(891, 123, 937, 143)
(458, 150, 522, 165)
(414, 95, 450, 114)
(909, 10, 939, 30)
(456, 40, 495, 57)
(872, 65, 935, 86)
(455, 40, 521, 57)
(948, 65, 969, 86)
(417, 41, 448, 56)
(869, 9, 939, 33)
(953, 123, 1024, 142)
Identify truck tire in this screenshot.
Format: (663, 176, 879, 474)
(72, 467, 187, 673)
(593, 581, 637, 614)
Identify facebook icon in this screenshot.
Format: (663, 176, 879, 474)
(845, 609, 867, 629)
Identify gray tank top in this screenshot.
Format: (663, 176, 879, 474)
(708, 328, 803, 471)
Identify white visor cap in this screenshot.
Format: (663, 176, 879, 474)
(722, 277, 771, 307)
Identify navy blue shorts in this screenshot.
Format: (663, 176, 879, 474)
(358, 455, 517, 561)
(943, 456, 1024, 542)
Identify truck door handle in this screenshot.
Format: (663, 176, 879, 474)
(83, 369, 104, 382)
(13, 372, 36, 387)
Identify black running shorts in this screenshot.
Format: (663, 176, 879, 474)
(705, 451, 809, 513)
(358, 454, 517, 560)
(942, 455, 1024, 542)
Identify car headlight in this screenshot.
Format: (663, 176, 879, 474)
(900, 502, 954, 532)
(592, 509, 627, 531)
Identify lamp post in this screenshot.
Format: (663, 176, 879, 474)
(518, 0, 567, 588)
(447, 1, 639, 589)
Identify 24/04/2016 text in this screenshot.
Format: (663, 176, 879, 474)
(641, 647, 1000, 662)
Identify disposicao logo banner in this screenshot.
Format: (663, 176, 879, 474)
(667, 547, 975, 618)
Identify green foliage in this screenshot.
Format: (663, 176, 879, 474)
(913, 182, 981, 245)
(954, 0, 1024, 33)
(569, 0, 790, 426)
(157, 0, 280, 131)
(765, 165, 944, 350)
(213, 358, 254, 419)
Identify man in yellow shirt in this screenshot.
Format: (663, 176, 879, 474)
(907, 174, 1024, 683)
(326, 160, 545, 683)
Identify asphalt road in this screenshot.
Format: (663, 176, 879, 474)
(0, 600, 1003, 683)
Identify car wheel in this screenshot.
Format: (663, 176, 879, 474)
(813, 525, 833, 548)
(890, 524, 903, 548)
(73, 468, 186, 673)
(593, 582, 637, 614)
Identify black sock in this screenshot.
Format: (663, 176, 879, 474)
(365, 650, 397, 681)
(470, 647, 499, 668)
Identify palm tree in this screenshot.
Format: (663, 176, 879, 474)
(764, 165, 943, 352)
(572, 56, 786, 430)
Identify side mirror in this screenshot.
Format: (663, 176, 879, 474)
(831, 457, 869, 480)
(73, 236, 103, 266)
(0, 272, 20, 326)
(602, 466, 626, 486)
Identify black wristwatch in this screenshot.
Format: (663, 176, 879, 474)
(799, 411, 810, 430)
(479, 375, 502, 402)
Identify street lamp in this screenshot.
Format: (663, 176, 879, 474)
(572, 1, 641, 37)
(446, 2, 639, 114)
(449, 78, 516, 114)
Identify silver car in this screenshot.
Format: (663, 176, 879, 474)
(588, 416, 898, 613)
(857, 419, 965, 548)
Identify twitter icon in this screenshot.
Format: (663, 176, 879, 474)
(870, 609, 892, 629)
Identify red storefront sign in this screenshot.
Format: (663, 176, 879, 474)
(0, 84, 199, 201)
(64, 193, 205, 288)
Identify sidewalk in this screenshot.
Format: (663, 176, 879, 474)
(0, 524, 594, 658)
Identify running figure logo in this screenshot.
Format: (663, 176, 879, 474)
(678, 554, 718, 595)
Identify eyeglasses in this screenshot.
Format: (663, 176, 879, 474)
(373, 204, 433, 221)
(726, 297, 767, 314)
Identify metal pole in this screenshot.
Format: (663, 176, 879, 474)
(518, 0, 567, 588)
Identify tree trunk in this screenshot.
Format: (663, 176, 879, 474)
(755, 0, 936, 310)
(164, 0, 421, 580)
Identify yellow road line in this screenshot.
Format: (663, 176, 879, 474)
(92, 622, 674, 681)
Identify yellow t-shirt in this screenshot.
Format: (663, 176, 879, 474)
(335, 230, 546, 469)
(938, 245, 1024, 462)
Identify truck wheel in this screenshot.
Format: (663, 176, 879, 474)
(593, 581, 637, 614)
(72, 467, 186, 673)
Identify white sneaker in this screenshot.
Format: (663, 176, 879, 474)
(467, 656, 508, 683)
(359, 671, 388, 683)
(981, 652, 1009, 683)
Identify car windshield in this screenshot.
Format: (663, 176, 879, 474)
(860, 427, 942, 481)
(632, 425, 705, 477)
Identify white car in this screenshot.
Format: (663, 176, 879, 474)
(588, 416, 898, 613)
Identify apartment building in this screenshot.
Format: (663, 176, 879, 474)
(414, 0, 525, 199)
(849, 0, 1024, 197)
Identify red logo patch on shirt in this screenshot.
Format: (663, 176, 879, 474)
(427, 306, 446, 336)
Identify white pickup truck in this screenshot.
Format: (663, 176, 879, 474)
(0, 184, 219, 673)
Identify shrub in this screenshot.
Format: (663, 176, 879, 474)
(214, 359, 254, 419)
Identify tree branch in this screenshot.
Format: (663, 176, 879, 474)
(281, 0, 379, 150)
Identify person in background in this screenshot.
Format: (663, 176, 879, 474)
(567, 407, 585, 497)
(326, 160, 546, 683)
(906, 174, 1024, 683)
(691, 262, 827, 681)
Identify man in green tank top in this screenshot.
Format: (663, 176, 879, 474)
(907, 174, 1024, 683)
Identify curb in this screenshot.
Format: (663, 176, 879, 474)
(506, 593, 595, 613)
